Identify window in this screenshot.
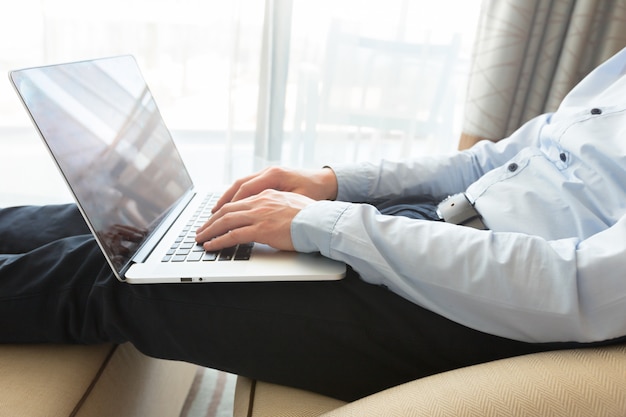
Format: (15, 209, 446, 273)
(282, 0, 481, 167)
(0, 0, 480, 206)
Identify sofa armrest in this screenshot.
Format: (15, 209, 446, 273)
(235, 344, 626, 417)
(322, 344, 626, 417)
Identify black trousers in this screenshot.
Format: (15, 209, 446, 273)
(0, 203, 604, 401)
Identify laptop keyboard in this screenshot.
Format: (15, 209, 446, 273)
(161, 192, 253, 263)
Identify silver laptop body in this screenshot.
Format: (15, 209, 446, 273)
(9, 55, 345, 284)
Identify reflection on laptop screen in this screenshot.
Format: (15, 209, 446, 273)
(11, 56, 193, 272)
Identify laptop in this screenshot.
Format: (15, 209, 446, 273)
(9, 55, 346, 284)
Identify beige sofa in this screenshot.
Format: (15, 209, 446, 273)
(234, 343, 626, 417)
(0, 343, 196, 417)
(3, 341, 626, 416)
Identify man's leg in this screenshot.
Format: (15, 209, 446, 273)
(0, 204, 585, 401)
(0, 204, 91, 253)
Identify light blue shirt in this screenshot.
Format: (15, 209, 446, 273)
(292, 47, 626, 344)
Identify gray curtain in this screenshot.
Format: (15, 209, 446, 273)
(459, 0, 626, 149)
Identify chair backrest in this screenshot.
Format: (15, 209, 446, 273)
(320, 22, 460, 134)
(290, 21, 461, 165)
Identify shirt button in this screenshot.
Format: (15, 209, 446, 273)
(560, 153, 567, 162)
(591, 108, 602, 115)
(507, 163, 518, 172)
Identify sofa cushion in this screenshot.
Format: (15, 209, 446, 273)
(73, 343, 197, 417)
(0, 343, 196, 417)
(0, 344, 114, 417)
(234, 376, 346, 417)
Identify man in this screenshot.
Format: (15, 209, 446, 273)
(2, 47, 626, 402)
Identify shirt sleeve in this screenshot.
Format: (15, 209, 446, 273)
(292, 200, 626, 344)
(331, 113, 551, 204)
(292, 48, 626, 344)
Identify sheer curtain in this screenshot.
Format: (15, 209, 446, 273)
(0, 0, 481, 206)
(258, 0, 482, 169)
(0, 0, 264, 199)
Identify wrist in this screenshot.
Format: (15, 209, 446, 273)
(292, 200, 350, 254)
(319, 166, 339, 200)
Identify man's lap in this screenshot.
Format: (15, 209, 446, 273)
(0, 203, 577, 401)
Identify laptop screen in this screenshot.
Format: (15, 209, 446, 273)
(10, 56, 194, 274)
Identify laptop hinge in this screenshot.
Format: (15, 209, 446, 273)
(131, 189, 197, 265)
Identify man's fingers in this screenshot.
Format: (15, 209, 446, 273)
(230, 176, 272, 204)
(212, 175, 253, 212)
(199, 198, 246, 234)
(212, 167, 288, 212)
(196, 206, 252, 243)
(201, 227, 256, 252)
(212, 169, 271, 212)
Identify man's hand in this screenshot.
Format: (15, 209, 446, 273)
(211, 166, 338, 213)
(195, 166, 337, 251)
(195, 189, 315, 252)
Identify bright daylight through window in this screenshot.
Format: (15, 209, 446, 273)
(0, 0, 481, 206)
